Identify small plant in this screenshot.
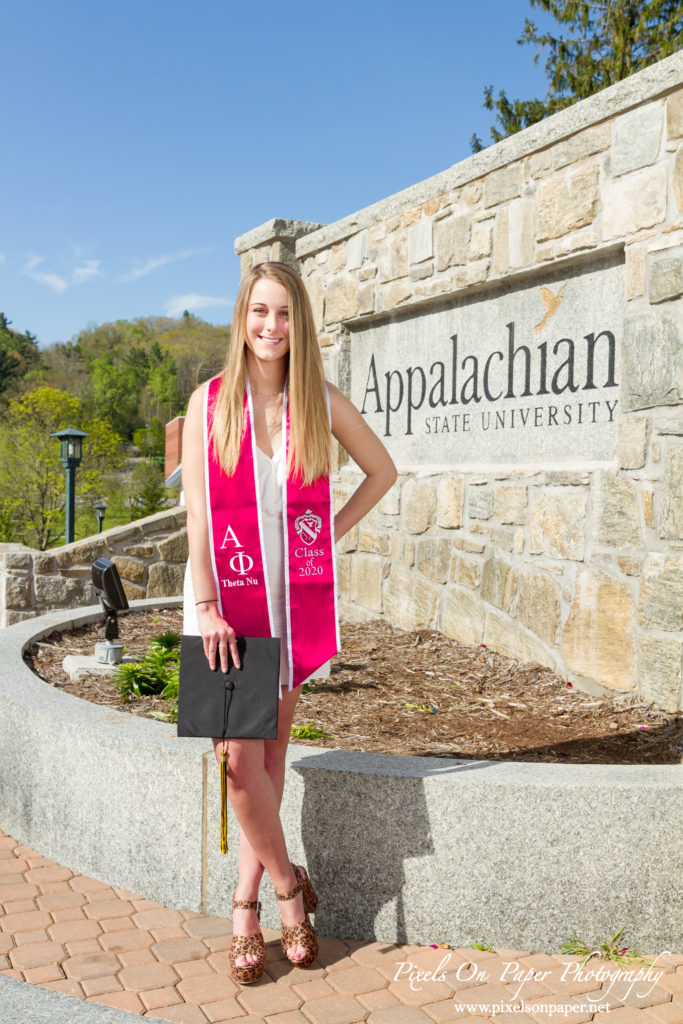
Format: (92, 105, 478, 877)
(152, 631, 182, 651)
(560, 927, 653, 966)
(113, 635, 181, 701)
(290, 721, 326, 740)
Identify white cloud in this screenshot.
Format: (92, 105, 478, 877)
(121, 247, 212, 282)
(72, 259, 103, 284)
(0, 253, 6, 263)
(23, 256, 68, 293)
(165, 294, 232, 318)
(23, 254, 103, 292)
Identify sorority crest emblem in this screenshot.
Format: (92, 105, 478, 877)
(295, 509, 322, 545)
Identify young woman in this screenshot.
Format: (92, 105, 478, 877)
(182, 261, 396, 983)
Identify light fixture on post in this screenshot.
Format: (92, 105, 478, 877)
(94, 501, 107, 534)
(52, 427, 89, 545)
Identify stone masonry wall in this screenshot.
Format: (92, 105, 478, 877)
(0, 508, 187, 628)
(236, 54, 683, 710)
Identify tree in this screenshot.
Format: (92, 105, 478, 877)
(132, 418, 166, 458)
(100, 457, 169, 524)
(129, 459, 168, 519)
(0, 387, 124, 549)
(27, 339, 90, 398)
(471, 0, 683, 151)
(0, 313, 40, 399)
(144, 348, 180, 424)
(90, 356, 145, 437)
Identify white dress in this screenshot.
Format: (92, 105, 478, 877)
(183, 444, 330, 692)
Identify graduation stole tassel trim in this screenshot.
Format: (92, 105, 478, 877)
(220, 746, 228, 854)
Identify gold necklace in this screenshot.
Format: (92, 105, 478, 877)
(251, 387, 284, 397)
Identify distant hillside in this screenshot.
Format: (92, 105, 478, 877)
(25, 311, 230, 438)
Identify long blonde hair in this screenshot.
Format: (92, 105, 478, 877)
(211, 262, 330, 485)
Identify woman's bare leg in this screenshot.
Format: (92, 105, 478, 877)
(212, 683, 307, 965)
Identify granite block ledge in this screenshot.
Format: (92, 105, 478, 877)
(0, 603, 681, 953)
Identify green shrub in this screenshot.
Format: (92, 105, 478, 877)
(113, 635, 181, 703)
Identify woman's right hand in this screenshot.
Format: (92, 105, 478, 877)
(196, 601, 241, 672)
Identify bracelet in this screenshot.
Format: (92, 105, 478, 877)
(195, 598, 218, 606)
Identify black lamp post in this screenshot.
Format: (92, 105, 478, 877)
(52, 427, 89, 544)
(94, 502, 107, 534)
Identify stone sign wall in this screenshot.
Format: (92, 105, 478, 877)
(350, 257, 623, 468)
(239, 55, 683, 709)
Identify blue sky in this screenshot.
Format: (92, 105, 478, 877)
(3, 0, 555, 348)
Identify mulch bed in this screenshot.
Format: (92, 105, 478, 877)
(23, 608, 683, 765)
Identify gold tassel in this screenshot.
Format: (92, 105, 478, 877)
(220, 744, 228, 854)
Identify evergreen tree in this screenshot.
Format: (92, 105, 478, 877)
(471, 0, 683, 151)
(0, 313, 40, 398)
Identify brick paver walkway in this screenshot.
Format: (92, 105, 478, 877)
(1, 828, 682, 1023)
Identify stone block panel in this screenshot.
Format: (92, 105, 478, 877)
(351, 553, 383, 613)
(602, 163, 667, 238)
(561, 571, 637, 691)
(595, 472, 640, 547)
(484, 164, 522, 207)
(401, 480, 436, 535)
(124, 544, 154, 559)
(621, 311, 683, 412)
(659, 447, 683, 539)
(493, 198, 534, 274)
(552, 123, 611, 170)
(449, 552, 480, 588)
(639, 636, 682, 712)
(618, 417, 649, 470)
(436, 477, 463, 528)
(358, 529, 391, 555)
(667, 88, 683, 139)
(157, 529, 189, 564)
(325, 276, 358, 323)
(416, 538, 452, 584)
(530, 490, 586, 561)
(612, 102, 663, 177)
(480, 554, 516, 612)
(122, 581, 145, 602)
(146, 563, 184, 598)
(383, 563, 440, 631)
(2, 550, 32, 569)
(674, 143, 683, 214)
(493, 485, 527, 525)
(408, 219, 433, 264)
(536, 165, 598, 242)
(516, 571, 561, 647)
(33, 576, 86, 606)
(638, 555, 683, 631)
(4, 575, 31, 609)
(111, 557, 146, 585)
(468, 488, 493, 522)
(440, 586, 485, 646)
(484, 611, 557, 670)
(378, 233, 408, 283)
(434, 214, 469, 271)
(649, 250, 683, 304)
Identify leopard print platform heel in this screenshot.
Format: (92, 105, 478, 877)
(275, 874, 318, 969)
(292, 863, 318, 914)
(229, 897, 266, 984)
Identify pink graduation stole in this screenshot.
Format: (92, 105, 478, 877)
(204, 376, 340, 690)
